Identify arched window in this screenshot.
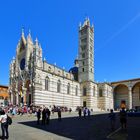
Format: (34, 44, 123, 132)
(83, 87, 87, 96)
(75, 86, 78, 96)
(67, 83, 70, 94)
(99, 88, 103, 97)
(57, 80, 61, 93)
(45, 77, 49, 90)
(48, 66, 51, 72)
(93, 86, 95, 97)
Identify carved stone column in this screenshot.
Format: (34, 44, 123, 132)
(23, 89, 27, 105)
(128, 87, 132, 109)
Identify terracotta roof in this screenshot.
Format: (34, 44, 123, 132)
(111, 78, 140, 84)
(0, 85, 8, 88)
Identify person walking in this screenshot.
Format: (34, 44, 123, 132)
(108, 109, 116, 130)
(58, 108, 62, 121)
(120, 108, 127, 129)
(87, 108, 91, 118)
(42, 108, 46, 125)
(46, 108, 51, 125)
(0, 110, 9, 139)
(36, 108, 41, 125)
(78, 108, 82, 118)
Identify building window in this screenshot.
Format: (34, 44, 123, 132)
(93, 86, 95, 97)
(83, 61, 85, 66)
(81, 38, 87, 43)
(48, 66, 51, 72)
(82, 53, 85, 58)
(45, 77, 49, 90)
(83, 87, 87, 96)
(75, 86, 78, 96)
(90, 53, 92, 58)
(57, 80, 61, 93)
(81, 45, 86, 51)
(82, 68, 84, 72)
(67, 83, 70, 94)
(90, 46, 92, 51)
(99, 89, 103, 97)
(91, 68, 92, 72)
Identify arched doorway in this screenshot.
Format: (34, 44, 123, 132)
(132, 82, 140, 108)
(114, 84, 129, 109)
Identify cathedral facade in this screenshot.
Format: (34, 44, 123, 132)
(9, 19, 114, 111)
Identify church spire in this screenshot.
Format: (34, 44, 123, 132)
(20, 27, 26, 46)
(27, 29, 33, 44)
(35, 37, 39, 46)
(21, 27, 24, 37)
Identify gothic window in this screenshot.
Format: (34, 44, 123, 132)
(81, 30, 87, 35)
(67, 83, 70, 94)
(90, 53, 92, 58)
(75, 86, 78, 96)
(82, 68, 84, 72)
(99, 89, 103, 97)
(58, 70, 61, 75)
(81, 38, 87, 43)
(83, 61, 85, 66)
(83, 87, 87, 96)
(48, 66, 51, 72)
(57, 80, 61, 93)
(90, 46, 92, 51)
(90, 38, 93, 42)
(93, 86, 95, 97)
(91, 68, 92, 72)
(81, 45, 86, 51)
(45, 77, 49, 90)
(82, 53, 85, 58)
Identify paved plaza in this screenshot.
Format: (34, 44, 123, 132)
(0, 112, 139, 140)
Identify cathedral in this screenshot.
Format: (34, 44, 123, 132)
(9, 18, 140, 111)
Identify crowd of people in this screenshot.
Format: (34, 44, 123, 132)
(0, 103, 130, 139)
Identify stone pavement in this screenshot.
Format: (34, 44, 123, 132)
(107, 117, 140, 140)
(2, 111, 139, 140)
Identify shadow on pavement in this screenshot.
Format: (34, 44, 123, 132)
(18, 113, 120, 140)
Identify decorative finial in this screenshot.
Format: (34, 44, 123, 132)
(12, 56, 15, 60)
(29, 29, 31, 34)
(28, 29, 31, 38)
(35, 37, 38, 45)
(22, 27, 24, 36)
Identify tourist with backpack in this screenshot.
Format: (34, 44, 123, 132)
(0, 110, 9, 139)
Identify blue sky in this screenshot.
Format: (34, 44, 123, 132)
(0, 0, 140, 85)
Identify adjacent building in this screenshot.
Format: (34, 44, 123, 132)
(0, 85, 9, 106)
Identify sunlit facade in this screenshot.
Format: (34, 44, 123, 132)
(9, 19, 114, 111)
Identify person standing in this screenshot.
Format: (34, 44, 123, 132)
(58, 108, 62, 121)
(108, 109, 116, 130)
(46, 108, 51, 125)
(42, 108, 46, 125)
(78, 108, 82, 118)
(0, 110, 9, 139)
(120, 108, 127, 129)
(36, 108, 41, 125)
